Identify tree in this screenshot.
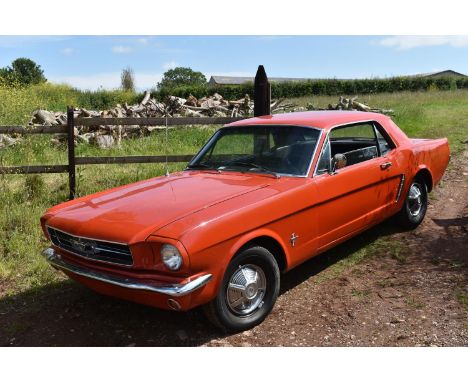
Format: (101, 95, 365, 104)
(157, 67, 207, 90)
(121, 67, 135, 92)
(3, 58, 47, 85)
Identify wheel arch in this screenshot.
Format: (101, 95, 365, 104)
(229, 230, 289, 272)
(415, 167, 433, 192)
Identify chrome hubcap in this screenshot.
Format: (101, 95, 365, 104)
(226, 264, 266, 315)
(407, 183, 423, 217)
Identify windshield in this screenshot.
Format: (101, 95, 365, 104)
(187, 125, 321, 176)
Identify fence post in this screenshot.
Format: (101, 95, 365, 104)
(254, 65, 271, 117)
(67, 106, 76, 200)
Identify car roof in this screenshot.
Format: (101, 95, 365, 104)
(225, 110, 390, 130)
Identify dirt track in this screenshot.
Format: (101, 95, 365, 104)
(0, 151, 467, 346)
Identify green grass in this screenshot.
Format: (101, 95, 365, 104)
(404, 297, 426, 309)
(0, 127, 218, 293)
(391, 249, 408, 264)
(313, 235, 405, 284)
(0, 89, 466, 296)
(351, 288, 371, 299)
(455, 289, 468, 311)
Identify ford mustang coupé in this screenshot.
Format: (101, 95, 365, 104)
(41, 111, 450, 332)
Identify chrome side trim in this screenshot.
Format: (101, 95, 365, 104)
(42, 248, 212, 297)
(396, 174, 406, 202)
(312, 119, 397, 177)
(305, 129, 323, 178)
(313, 131, 331, 177)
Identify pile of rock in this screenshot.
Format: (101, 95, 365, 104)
(25, 92, 298, 148)
(28, 91, 256, 127)
(0, 94, 394, 151)
(307, 96, 394, 115)
(0, 134, 18, 149)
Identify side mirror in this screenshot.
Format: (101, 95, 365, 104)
(329, 153, 347, 174)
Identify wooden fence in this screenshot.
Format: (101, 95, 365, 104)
(0, 65, 271, 200)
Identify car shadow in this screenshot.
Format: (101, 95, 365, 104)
(432, 217, 468, 229)
(0, 219, 405, 347)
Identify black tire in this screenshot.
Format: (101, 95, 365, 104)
(204, 245, 280, 333)
(397, 176, 428, 229)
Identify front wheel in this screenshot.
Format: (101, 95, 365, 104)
(397, 177, 428, 229)
(204, 245, 280, 333)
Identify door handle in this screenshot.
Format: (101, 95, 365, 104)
(380, 161, 392, 170)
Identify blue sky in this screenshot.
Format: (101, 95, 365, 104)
(1, 35, 468, 90)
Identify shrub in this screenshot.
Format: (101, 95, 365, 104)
(0, 82, 142, 125)
(151, 76, 468, 100)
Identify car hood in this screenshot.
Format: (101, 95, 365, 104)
(45, 171, 272, 243)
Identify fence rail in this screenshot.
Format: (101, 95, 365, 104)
(0, 65, 272, 200)
(75, 116, 244, 126)
(0, 125, 67, 134)
(0, 113, 242, 199)
(0, 165, 69, 174)
(75, 155, 195, 165)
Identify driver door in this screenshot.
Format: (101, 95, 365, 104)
(313, 122, 402, 251)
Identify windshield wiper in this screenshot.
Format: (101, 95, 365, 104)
(219, 161, 280, 178)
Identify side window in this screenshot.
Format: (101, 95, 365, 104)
(329, 123, 379, 168)
(374, 124, 395, 156)
(315, 138, 331, 175)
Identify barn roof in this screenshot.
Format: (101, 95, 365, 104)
(404, 70, 467, 78)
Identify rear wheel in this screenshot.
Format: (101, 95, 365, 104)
(397, 177, 428, 229)
(204, 245, 280, 333)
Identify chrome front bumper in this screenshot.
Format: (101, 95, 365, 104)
(42, 247, 212, 297)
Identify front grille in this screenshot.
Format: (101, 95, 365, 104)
(47, 227, 133, 266)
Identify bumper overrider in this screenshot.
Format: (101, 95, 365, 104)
(42, 247, 213, 309)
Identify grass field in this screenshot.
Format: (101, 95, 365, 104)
(0, 89, 466, 296)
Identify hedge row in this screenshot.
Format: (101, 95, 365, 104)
(76, 89, 141, 110)
(153, 76, 467, 100)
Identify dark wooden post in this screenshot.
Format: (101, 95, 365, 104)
(254, 65, 271, 117)
(67, 106, 76, 200)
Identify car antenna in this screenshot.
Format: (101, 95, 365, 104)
(165, 115, 169, 176)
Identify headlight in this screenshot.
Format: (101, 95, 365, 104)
(160, 244, 183, 271)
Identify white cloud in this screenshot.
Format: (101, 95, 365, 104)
(61, 47, 74, 55)
(136, 37, 149, 45)
(375, 35, 468, 50)
(112, 45, 133, 54)
(49, 71, 162, 91)
(162, 61, 178, 70)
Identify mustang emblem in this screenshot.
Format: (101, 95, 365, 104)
(70, 238, 98, 256)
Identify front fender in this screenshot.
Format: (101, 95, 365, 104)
(227, 228, 291, 268)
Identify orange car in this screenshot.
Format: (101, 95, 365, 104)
(40, 111, 450, 332)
